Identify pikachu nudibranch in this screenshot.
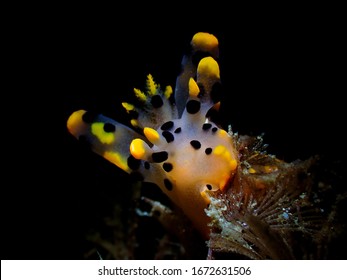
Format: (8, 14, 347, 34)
(67, 32, 238, 239)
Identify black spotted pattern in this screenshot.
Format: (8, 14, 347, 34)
(206, 107, 220, 124)
(164, 178, 173, 191)
(212, 127, 218, 133)
(202, 123, 212, 131)
(161, 121, 174, 131)
(163, 162, 173, 172)
(127, 155, 141, 170)
(186, 100, 200, 114)
(103, 123, 115, 133)
(197, 83, 206, 99)
(205, 147, 212, 155)
(162, 131, 174, 143)
(174, 127, 182, 133)
(190, 140, 201, 149)
(152, 151, 168, 163)
(151, 95, 164, 108)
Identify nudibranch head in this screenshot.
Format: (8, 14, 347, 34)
(67, 32, 238, 239)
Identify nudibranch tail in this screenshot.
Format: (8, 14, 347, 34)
(67, 32, 238, 240)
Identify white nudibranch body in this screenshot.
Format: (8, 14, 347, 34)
(67, 32, 238, 239)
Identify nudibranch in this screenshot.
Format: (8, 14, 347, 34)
(67, 32, 238, 239)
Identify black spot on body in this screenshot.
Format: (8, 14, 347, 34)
(212, 127, 218, 133)
(82, 111, 98, 123)
(152, 151, 168, 163)
(205, 147, 212, 155)
(202, 123, 212, 130)
(151, 95, 164, 108)
(103, 123, 115, 132)
(162, 131, 174, 143)
(186, 100, 201, 114)
(197, 83, 206, 99)
(161, 121, 174, 131)
(190, 140, 201, 149)
(206, 107, 220, 124)
(164, 179, 173, 191)
(163, 162, 173, 172)
(127, 155, 141, 170)
(174, 127, 181, 133)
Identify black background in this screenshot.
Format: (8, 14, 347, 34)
(2, 9, 345, 260)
